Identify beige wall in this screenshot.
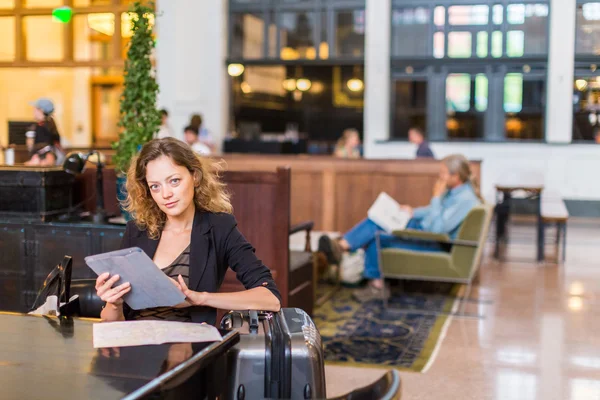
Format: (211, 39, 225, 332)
(0, 68, 91, 148)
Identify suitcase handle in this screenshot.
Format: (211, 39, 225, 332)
(249, 310, 259, 334)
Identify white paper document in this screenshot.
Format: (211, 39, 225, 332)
(367, 192, 411, 233)
(93, 321, 223, 348)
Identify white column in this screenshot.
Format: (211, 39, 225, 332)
(156, 0, 229, 152)
(363, 0, 391, 158)
(546, 0, 576, 143)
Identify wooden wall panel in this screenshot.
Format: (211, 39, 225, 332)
(291, 171, 323, 227)
(68, 154, 481, 234)
(221, 155, 482, 233)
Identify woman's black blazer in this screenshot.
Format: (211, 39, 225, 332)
(120, 210, 281, 325)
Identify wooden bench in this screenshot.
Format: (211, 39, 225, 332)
(541, 194, 569, 262)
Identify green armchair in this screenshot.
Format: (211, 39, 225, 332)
(377, 204, 493, 317)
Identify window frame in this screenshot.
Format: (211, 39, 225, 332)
(0, 0, 145, 68)
(227, 0, 366, 64)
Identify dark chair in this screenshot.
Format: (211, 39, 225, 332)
(70, 279, 103, 318)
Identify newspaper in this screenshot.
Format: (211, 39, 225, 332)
(367, 192, 411, 233)
(93, 321, 223, 348)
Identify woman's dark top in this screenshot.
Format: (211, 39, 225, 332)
(131, 244, 192, 322)
(120, 211, 281, 326)
(26, 123, 53, 146)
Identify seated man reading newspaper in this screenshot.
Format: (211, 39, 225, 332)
(318, 154, 481, 302)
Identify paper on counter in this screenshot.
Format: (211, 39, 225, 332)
(93, 321, 223, 348)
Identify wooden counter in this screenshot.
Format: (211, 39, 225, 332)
(219, 155, 481, 233)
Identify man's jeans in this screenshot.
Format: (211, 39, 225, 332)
(343, 218, 445, 279)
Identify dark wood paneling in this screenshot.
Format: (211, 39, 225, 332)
(220, 169, 291, 305)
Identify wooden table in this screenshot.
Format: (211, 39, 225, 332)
(0, 313, 239, 400)
(494, 179, 545, 262)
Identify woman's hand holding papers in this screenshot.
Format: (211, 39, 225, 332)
(399, 205, 413, 217)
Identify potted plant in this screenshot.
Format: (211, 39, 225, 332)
(113, 0, 161, 220)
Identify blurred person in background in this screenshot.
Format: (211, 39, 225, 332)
(156, 109, 174, 139)
(189, 113, 215, 152)
(408, 127, 434, 158)
(334, 128, 361, 159)
(26, 98, 60, 154)
(184, 125, 211, 155)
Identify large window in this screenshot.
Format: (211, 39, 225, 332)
(572, 74, 600, 142)
(228, 0, 366, 61)
(574, 2, 600, 141)
(390, 0, 549, 141)
(0, 0, 147, 150)
(0, 0, 139, 67)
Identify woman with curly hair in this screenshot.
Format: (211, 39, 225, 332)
(95, 138, 281, 324)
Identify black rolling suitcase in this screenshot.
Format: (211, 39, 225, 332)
(220, 308, 326, 400)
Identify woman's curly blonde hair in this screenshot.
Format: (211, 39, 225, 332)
(122, 138, 232, 239)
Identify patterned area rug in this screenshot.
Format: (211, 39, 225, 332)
(313, 282, 458, 372)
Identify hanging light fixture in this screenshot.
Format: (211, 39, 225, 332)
(575, 79, 588, 91)
(346, 65, 364, 92)
(227, 63, 245, 77)
(296, 78, 312, 92)
(347, 78, 364, 92)
(282, 79, 296, 91)
(240, 81, 252, 94)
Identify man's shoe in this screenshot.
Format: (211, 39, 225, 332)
(318, 235, 343, 265)
(352, 285, 390, 303)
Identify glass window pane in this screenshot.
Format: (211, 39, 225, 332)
(504, 74, 545, 140)
(268, 11, 277, 58)
(336, 10, 365, 57)
(493, 4, 503, 25)
(392, 80, 428, 139)
(573, 77, 600, 140)
(447, 74, 471, 112)
(24, 16, 64, 61)
(507, 30, 525, 57)
(507, 4, 548, 55)
(477, 31, 488, 57)
(433, 32, 444, 58)
(319, 11, 328, 59)
(0, 0, 14, 9)
(504, 73, 523, 112)
(24, 0, 62, 7)
(475, 74, 488, 111)
(576, 3, 600, 55)
(74, 14, 115, 62)
(434, 6, 445, 27)
(507, 4, 525, 24)
(231, 13, 265, 59)
(448, 32, 472, 58)
(392, 8, 431, 57)
(448, 5, 489, 26)
(280, 11, 316, 60)
(447, 74, 484, 139)
(0, 17, 15, 61)
(492, 30, 503, 57)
